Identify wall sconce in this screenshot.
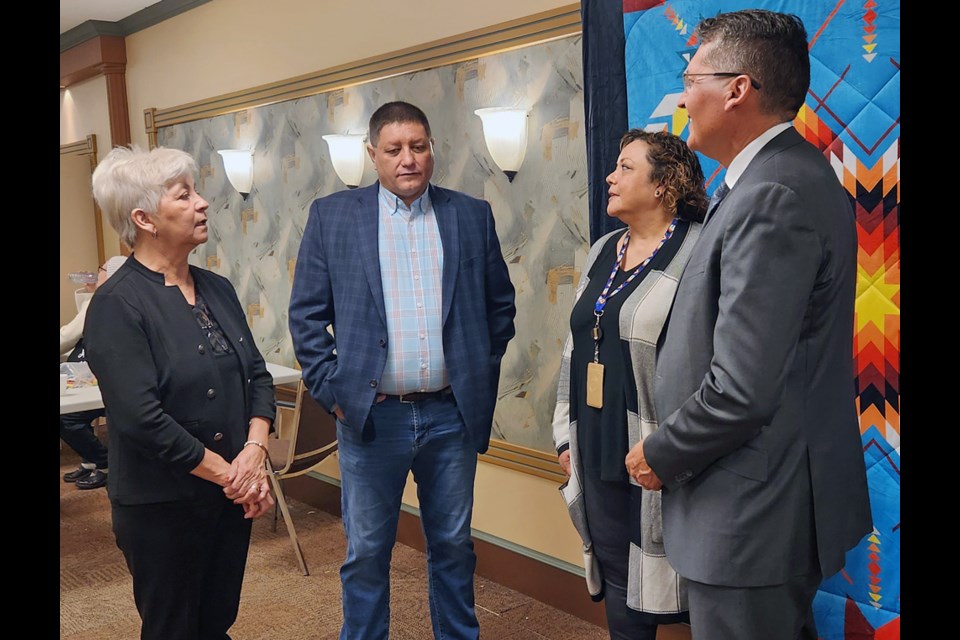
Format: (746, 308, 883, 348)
(217, 149, 254, 200)
(474, 108, 529, 182)
(322, 134, 367, 189)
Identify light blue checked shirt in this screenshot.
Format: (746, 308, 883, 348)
(377, 185, 447, 394)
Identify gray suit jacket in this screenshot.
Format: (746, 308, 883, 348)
(645, 128, 871, 588)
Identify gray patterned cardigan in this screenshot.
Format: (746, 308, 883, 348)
(552, 222, 701, 613)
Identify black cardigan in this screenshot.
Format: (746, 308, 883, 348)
(85, 256, 276, 505)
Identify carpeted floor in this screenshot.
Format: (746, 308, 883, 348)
(60, 449, 608, 639)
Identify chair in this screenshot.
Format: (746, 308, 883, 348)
(267, 380, 338, 575)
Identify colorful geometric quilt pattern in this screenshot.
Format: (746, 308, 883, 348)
(620, 1, 900, 637)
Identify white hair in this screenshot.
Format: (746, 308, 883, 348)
(91, 145, 198, 248)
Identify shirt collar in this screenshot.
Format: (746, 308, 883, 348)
(724, 122, 793, 188)
(126, 253, 193, 285)
(126, 253, 167, 283)
(378, 183, 432, 216)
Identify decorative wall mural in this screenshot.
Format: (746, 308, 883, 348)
(158, 34, 589, 454)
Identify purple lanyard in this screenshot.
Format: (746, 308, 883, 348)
(591, 219, 677, 360)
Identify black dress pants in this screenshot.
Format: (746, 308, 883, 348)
(583, 470, 689, 640)
(112, 496, 252, 640)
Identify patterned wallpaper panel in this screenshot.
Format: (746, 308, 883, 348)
(159, 35, 589, 453)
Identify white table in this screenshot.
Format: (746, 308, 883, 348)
(59, 362, 302, 415)
(266, 362, 302, 386)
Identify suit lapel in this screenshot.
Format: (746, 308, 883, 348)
(431, 185, 459, 326)
(357, 184, 387, 326)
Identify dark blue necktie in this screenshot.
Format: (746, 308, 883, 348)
(705, 181, 730, 225)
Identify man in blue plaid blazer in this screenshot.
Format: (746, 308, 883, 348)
(289, 101, 516, 640)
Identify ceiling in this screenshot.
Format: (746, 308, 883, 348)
(60, 0, 211, 53)
(60, 0, 158, 34)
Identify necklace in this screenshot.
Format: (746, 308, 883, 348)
(585, 218, 678, 409)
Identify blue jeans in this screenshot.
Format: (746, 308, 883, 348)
(337, 394, 480, 640)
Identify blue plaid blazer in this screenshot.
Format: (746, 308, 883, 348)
(289, 182, 516, 453)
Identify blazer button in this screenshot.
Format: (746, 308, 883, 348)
(207, 388, 217, 399)
(378, 338, 386, 347)
(198, 344, 206, 354)
(213, 432, 224, 441)
(369, 379, 378, 388)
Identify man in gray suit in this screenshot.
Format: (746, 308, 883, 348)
(624, 10, 872, 639)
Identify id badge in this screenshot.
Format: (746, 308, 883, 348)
(586, 362, 604, 409)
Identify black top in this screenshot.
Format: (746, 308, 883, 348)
(192, 287, 246, 487)
(84, 255, 277, 505)
(569, 221, 689, 481)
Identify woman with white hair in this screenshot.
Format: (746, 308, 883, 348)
(84, 145, 276, 640)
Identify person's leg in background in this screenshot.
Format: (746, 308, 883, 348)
(60, 408, 108, 489)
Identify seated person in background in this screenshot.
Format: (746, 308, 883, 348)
(59, 255, 126, 490)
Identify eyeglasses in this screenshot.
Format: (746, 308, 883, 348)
(682, 72, 762, 91)
(194, 302, 232, 354)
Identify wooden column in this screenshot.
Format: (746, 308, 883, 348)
(60, 36, 130, 149)
(102, 63, 131, 148)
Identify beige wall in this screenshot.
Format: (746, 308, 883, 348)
(60, 77, 123, 257)
(60, 0, 585, 571)
(60, 76, 109, 148)
(60, 153, 100, 327)
(122, 0, 570, 147)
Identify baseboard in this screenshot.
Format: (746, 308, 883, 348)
(284, 474, 691, 639)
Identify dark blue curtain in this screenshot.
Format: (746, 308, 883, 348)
(580, 0, 628, 244)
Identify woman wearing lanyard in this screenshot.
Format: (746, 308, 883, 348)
(552, 130, 708, 639)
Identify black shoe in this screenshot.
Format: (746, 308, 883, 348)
(76, 469, 107, 490)
(63, 466, 94, 483)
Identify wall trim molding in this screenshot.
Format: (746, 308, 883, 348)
(59, 136, 97, 158)
(144, 3, 581, 132)
(480, 439, 566, 482)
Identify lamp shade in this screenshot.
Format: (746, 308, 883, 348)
(474, 108, 529, 182)
(217, 149, 254, 199)
(322, 134, 366, 188)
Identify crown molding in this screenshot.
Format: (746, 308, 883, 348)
(147, 3, 582, 130)
(60, 0, 213, 53)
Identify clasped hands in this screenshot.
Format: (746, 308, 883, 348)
(625, 440, 662, 490)
(224, 445, 275, 519)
